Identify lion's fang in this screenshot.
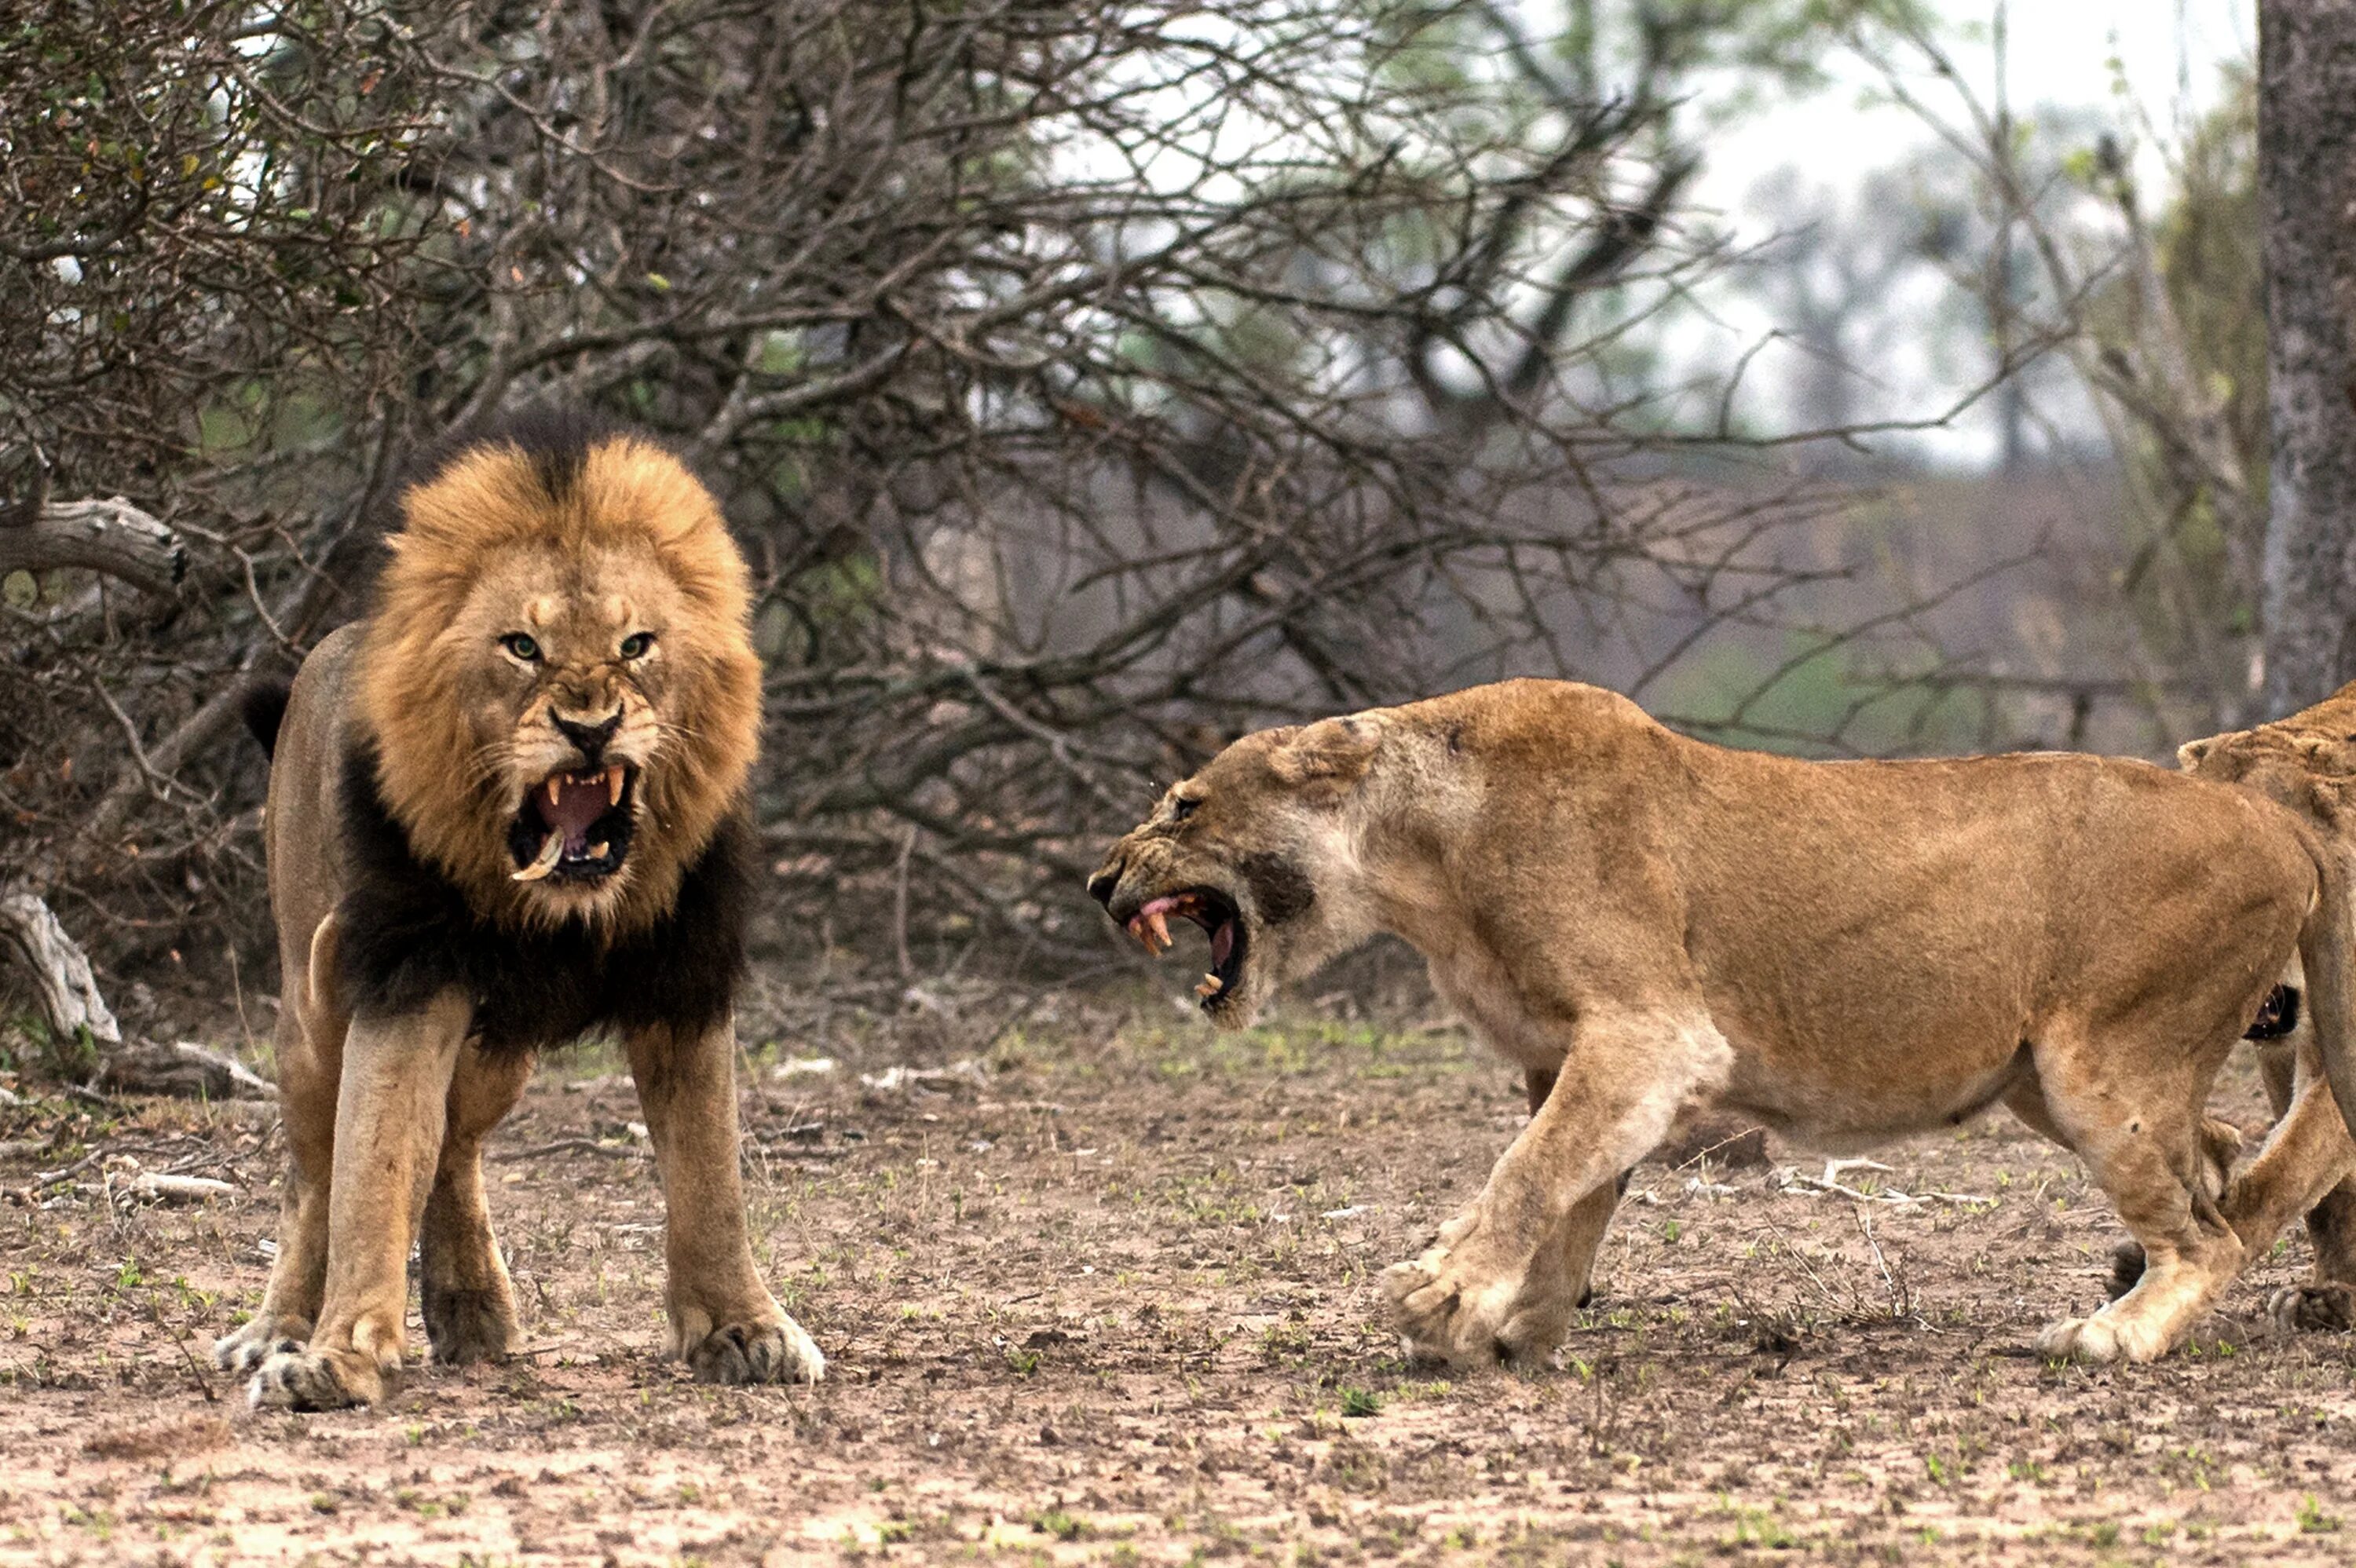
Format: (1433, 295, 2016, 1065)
(512, 829, 564, 882)
(606, 766, 624, 806)
(545, 777, 562, 808)
(1195, 973, 1224, 997)
(588, 841, 608, 859)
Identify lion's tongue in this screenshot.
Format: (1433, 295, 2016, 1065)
(544, 776, 607, 852)
(1209, 919, 1236, 969)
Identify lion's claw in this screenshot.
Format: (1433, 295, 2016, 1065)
(685, 1315, 824, 1386)
(213, 1316, 311, 1376)
(247, 1344, 392, 1411)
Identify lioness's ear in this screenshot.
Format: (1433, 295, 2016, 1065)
(1269, 715, 1381, 787)
(2176, 736, 2218, 772)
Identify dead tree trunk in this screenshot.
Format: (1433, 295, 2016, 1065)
(2259, 1, 2356, 714)
(0, 889, 123, 1046)
(0, 497, 185, 596)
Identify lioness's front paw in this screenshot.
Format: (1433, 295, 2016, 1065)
(247, 1344, 394, 1411)
(2035, 1312, 2165, 1365)
(213, 1314, 310, 1376)
(683, 1314, 825, 1386)
(1381, 1234, 1564, 1369)
(2270, 1281, 2356, 1334)
(424, 1284, 520, 1366)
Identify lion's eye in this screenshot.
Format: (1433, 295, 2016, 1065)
(500, 633, 541, 662)
(619, 631, 655, 660)
(1171, 795, 1201, 822)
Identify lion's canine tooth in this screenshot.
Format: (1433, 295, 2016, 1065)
(588, 841, 608, 859)
(512, 828, 565, 882)
(606, 766, 624, 806)
(546, 777, 562, 808)
(1196, 973, 1224, 997)
(1146, 909, 1171, 951)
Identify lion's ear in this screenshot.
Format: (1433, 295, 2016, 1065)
(2176, 736, 2219, 773)
(1269, 715, 1381, 788)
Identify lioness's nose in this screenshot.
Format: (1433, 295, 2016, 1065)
(1087, 857, 1124, 908)
(554, 710, 623, 763)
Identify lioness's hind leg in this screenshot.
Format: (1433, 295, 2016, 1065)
(2029, 1038, 2243, 1365)
(420, 1043, 536, 1366)
(2251, 1039, 2356, 1332)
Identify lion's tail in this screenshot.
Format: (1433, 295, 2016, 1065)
(2299, 835, 2356, 1142)
(238, 678, 294, 762)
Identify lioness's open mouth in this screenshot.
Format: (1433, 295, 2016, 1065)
(1126, 887, 1246, 1008)
(509, 765, 637, 883)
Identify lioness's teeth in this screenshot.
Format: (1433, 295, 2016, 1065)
(1195, 973, 1224, 998)
(512, 829, 564, 882)
(546, 778, 562, 808)
(606, 766, 624, 806)
(588, 841, 608, 859)
(1145, 910, 1171, 951)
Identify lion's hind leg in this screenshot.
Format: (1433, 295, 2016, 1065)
(2027, 1030, 2245, 1365)
(420, 1042, 536, 1366)
(217, 916, 346, 1376)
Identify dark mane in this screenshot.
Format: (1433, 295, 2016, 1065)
(332, 741, 752, 1054)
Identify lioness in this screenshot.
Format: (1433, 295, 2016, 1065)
(1088, 678, 2356, 1366)
(215, 411, 823, 1409)
(2153, 685, 2356, 1330)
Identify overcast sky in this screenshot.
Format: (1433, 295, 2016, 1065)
(1681, 0, 2255, 466)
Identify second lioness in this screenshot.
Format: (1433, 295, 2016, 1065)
(1088, 678, 2356, 1366)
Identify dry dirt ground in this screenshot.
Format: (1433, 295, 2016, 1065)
(9, 989, 2356, 1565)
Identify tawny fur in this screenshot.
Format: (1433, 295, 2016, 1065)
(360, 436, 760, 933)
(1091, 678, 2356, 1368)
(218, 428, 819, 1411)
(2171, 686, 2356, 1333)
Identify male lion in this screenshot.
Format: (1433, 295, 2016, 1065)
(1088, 678, 2356, 1367)
(214, 411, 824, 1409)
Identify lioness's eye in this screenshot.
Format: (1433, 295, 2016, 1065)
(619, 631, 655, 660)
(500, 633, 540, 662)
(1171, 795, 1200, 822)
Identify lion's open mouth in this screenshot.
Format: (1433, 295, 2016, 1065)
(1126, 888, 1246, 1009)
(509, 765, 637, 883)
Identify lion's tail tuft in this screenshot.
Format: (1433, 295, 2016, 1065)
(2299, 836, 2356, 1142)
(238, 678, 294, 762)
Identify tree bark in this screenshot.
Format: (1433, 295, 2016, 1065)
(0, 498, 185, 596)
(2259, 2, 2356, 713)
(0, 889, 123, 1046)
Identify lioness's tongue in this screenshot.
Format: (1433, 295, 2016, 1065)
(1209, 919, 1236, 969)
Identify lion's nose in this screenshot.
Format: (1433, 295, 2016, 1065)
(553, 710, 623, 764)
(1087, 857, 1125, 908)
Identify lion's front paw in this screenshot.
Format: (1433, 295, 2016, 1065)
(682, 1314, 825, 1387)
(2270, 1281, 2356, 1334)
(1380, 1228, 1565, 1369)
(2035, 1312, 2167, 1365)
(213, 1314, 310, 1376)
(247, 1344, 394, 1411)
(424, 1284, 520, 1367)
